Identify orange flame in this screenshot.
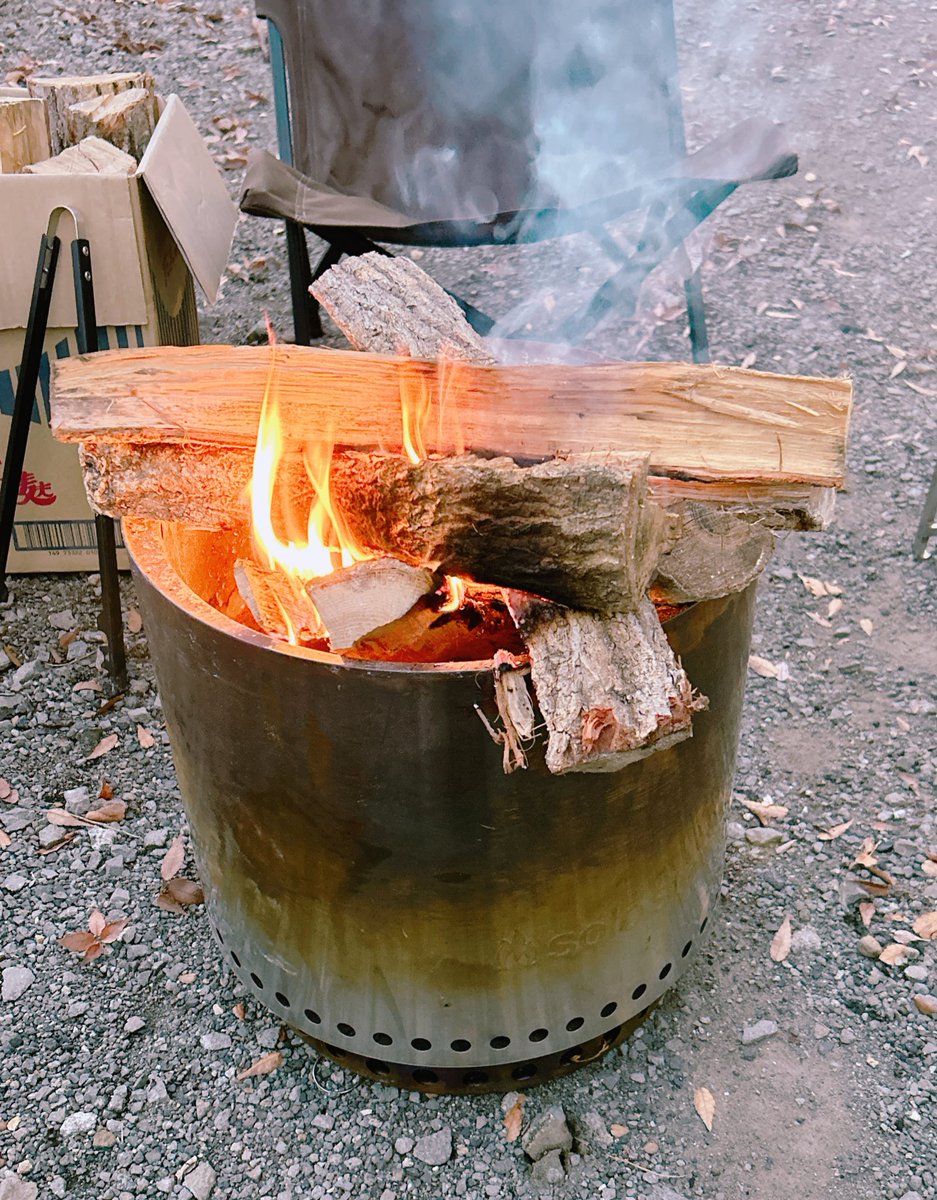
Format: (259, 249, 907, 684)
(438, 574, 467, 614)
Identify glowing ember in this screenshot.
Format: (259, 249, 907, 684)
(439, 575, 467, 614)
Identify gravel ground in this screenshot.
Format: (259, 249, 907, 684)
(2, 1, 936, 1198)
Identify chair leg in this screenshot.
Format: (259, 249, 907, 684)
(684, 268, 710, 363)
(913, 465, 937, 561)
(285, 220, 319, 344)
(95, 514, 127, 691)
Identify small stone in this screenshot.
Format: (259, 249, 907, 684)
(124, 1016, 145, 1034)
(183, 1162, 216, 1200)
(255, 1025, 280, 1050)
(412, 1127, 452, 1166)
(578, 1111, 613, 1148)
(2, 967, 35, 1002)
(48, 609, 76, 630)
(60, 1111, 96, 1137)
(839, 1029, 856, 1044)
(92, 1128, 117, 1149)
(64, 787, 91, 815)
(66, 639, 89, 662)
(745, 827, 784, 847)
(522, 1105, 573, 1161)
(1, 874, 27, 893)
(38, 824, 69, 851)
(0, 809, 30, 834)
(790, 927, 822, 954)
(646, 1188, 690, 1200)
(814, 1024, 830, 1039)
(0, 1178, 39, 1200)
(913, 995, 937, 1016)
(147, 1075, 169, 1104)
(312, 1113, 334, 1131)
(857, 936, 882, 959)
(741, 1019, 779, 1046)
(199, 1032, 231, 1052)
(726, 821, 746, 842)
(142, 828, 169, 849)
(394, 1136, 414, 1155)
(897, 1193, 923, 1200)
(530, 1149, 565, 1185)
(11, 660, 38, 686)
(904, 965, 928, 982)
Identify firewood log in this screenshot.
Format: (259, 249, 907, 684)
(27, 71, 156, 155)
(233, 559, 324, 647)
(305, 558, 437, 650)
(66, 87, 159, 160)
(23, 136, 136, 176)
(0, 96, 51, 172)
(653, 504, 776, 603)
(507, 591, 707, 775)
(327, 450, 677, 613)
(310, 252, 495, 363)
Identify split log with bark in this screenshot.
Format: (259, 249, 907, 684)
(23, 136, 137, 176)
(27, 71, 156, 155)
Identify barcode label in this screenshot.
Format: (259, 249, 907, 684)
(12, 520, 125, 554)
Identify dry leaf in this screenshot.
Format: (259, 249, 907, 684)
(98, 779, 114, 800)
(136, 725, 156, 749)
(503, 1095, 525, 1143)
(912, 911, 937, 940)
(0, 778, 11, 800)
(609, 1123, 627, 1137)
(74, 679, 103, 693)
(878, 943, 910, 966)
(161, 831, 185, 881)
(233, 1001, 246, 1020)
(156, 876, 204, 914)
(740, 799, 789, 825)
(799, 575, 828, 597)
(896, 716, 910, 733)
(859, 618, 874, 637)
(859, 901, 875, 928)
(127, 609, 144, 633)
(46, 807, 92, 827)
(59, 910, 128, 963)
(87, 733, 118, 761)
(178, 971, 196, 984)
(39, 830, 76, 856)
(827, 597, 843, 618)
(693, 1086, 715, 1131)
(818, 819, 853, 841)
(86, 799, 127, 823)
(748, 655, 779, 678)
(0, 829, 11, 850)
(770, 916, 792, 962)
(913, 995, 937, 1016)
(853, 838, 878, 868)
(236, 1050, 283, 1081)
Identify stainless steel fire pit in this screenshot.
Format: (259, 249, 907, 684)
(126, 517, 756, 1092)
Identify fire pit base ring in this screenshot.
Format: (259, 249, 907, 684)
(126, 520, 755, 1094)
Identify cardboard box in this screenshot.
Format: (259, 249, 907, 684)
(0, 94, 236, 572)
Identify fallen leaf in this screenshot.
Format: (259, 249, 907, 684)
(609, 1123, 628, 1137)
(748, 655, 779, 678)
(233, 1001, 246, 1020)
(859, 618, 874, 637)
(38, 830, 76, 856)
(0, 829, 11, 850)
(913, 995, 937, 1016)
(87, 733, 118, 761)
(46, 807, 91, 827)
(161, 831, 185, 881)
(896, 716, 910, 733)
(178, 971, 196, 984)
(898, 773, 921, 797)
(878, 943, 910, 966)
(853, 838, 879, 868)
(693, 1086, 715, 1131)
(503, 1094, 525, 1143)
(236, 1050, 283, 1081)
(0, 778, 11, 800)
(858, 901, 875, 928)
(136, 725, 156, 749)
(770, 916, 792, 962)
(827, 597, 843, 618)
(799, 575, 828, 598)
(85, 799, 127, 823)
(156, 876, 204, 913)
(912, 912, 937, 940)
(740, 799, 789, 825)
(74, 679, 103, 693)
(59, 910, 127, 963)
(818, 819, 853, 841)
(98, 779, 114, 800)
(127, 609, 144, 633)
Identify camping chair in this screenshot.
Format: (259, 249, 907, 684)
(242, 0, 797, 360)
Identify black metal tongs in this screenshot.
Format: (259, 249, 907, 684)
(0, 206, 127, 689)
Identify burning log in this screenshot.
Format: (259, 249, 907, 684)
(305, 558, 437, 650)
(233, 559, 324, 647)
(507, 592, 707, 775)
(653, 505, 776, 604)
(310, 252, 495, 363)
(327, 450, 677, 612)
(27, 71, 156, 155)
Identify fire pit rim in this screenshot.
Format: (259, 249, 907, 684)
(124, 516, 694, 676)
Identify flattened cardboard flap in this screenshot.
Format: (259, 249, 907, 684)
(138, 95, 237, 303)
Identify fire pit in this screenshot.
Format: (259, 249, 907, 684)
(125, 516, 756, 1092)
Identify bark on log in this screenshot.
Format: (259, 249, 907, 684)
(0, 96, 51, 172)
(27, 71, 155, 155)
(51, 344, 853, 488)
(653, 504, 776, 603)
(327, 451, 677, 613)
(310, 252, 495, 364)
(77, 439, 832, 534)
(23, 136, 136, 176)
(66, 87, 159, 160)
(305, 557, 437, 650)
(507, 592, 708, 775)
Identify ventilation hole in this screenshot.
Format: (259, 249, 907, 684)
(250, 972, 263, 989)
(373, 1032, 393, 1047)
(450, 1039, 471, 1052)
(681, 940, 693, 958)
(275, 991, 290, 1007)
(336, 1022, 356, 1037)
(412, 1068, 439, 1085)
(560, 1046, 584, 1066)
(659, 962, 672, 980)
(365, 1058, 390, 1075)
(216, 928, 225, 944)
(566, 1016, 584, 1032)
(632, 983, 647, 1000)
(230, 951, 241, 967)
(528, 1028, 548, 1043)
(304, 1008, 321, 1024)
(512, 1062, 538, 1081)
(489, 1035, 511, 1050)
(600, 1001, 618, 1018)
(700, 916, 709, 933)
(411, 1037, 432, 1052)
(462, 1070, 489, 1086)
